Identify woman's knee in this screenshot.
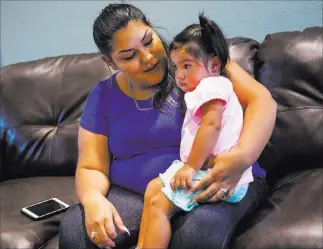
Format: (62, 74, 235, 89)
(60, 204, 83, 231)
(59, 204, 87, 248)
(169, 205, 234, 249)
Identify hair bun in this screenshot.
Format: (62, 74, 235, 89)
(198, 12, 210, 29)
(198, 12, 213, 53)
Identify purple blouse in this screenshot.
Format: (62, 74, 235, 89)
(80, 73, 183, 194)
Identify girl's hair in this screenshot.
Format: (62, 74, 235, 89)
(93, 3, 179, 112)
(169, 13, 230, 76)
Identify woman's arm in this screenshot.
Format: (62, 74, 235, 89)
(226, 60, 277, 166)
(76, 127, 111, 206)
(76, 127, 128, 247)
(190, 61, 277, 203)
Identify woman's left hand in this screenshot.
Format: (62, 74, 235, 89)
(190, 149, 248, 203)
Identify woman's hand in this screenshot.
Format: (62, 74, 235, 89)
(83, 192, 129, 248)
(190, 149, 247, 203)
(171, 164, 197, 190)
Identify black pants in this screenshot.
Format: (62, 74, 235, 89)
(59, 176, 268, 249)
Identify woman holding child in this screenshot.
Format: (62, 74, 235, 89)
(59, 3, 276, 249)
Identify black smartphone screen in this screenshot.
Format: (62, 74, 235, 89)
(27, 199, 66, 216)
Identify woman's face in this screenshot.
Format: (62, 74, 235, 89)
(110, 20, 167, 87)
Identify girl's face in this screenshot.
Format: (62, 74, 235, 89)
(110, 20, 167, 87)
(170, 47, 212, 92)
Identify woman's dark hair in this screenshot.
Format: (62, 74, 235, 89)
(93, 3, 179, 112)
(169, 13, 230, 76)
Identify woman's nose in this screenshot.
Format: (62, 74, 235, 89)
(141, 49, 154, 63)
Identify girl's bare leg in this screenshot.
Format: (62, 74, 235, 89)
(142, 191, 181, 249)
(137, 178, 163, 249)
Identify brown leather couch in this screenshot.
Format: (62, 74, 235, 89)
(1, 26, 322, 249)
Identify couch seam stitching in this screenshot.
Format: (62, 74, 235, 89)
(51, 58, 65, 167)
(0, 120, 81, 131)
(278, 106, 323, 113)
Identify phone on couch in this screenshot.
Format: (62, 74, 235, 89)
(21, 197, 69, 220)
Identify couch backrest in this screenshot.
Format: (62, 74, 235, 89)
(228, 37, 260, 78)
(0, 53, 112, 181)
(0, 38, 259, 181)
(1, 27, 322, 182)
(257, 27, 323, 179)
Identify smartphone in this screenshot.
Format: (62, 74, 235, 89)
(21, 198, 69, 220)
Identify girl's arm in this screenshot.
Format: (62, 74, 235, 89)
(186, 99, 224, 171)
(171, 99, 225, 190)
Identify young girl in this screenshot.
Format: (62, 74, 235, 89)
(136, 13, 255, 249)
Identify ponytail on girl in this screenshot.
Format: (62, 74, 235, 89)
(198, 13, 229, 75)
(169, 12, 230, 76)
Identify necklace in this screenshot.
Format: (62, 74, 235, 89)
(128, 80, 154, 111)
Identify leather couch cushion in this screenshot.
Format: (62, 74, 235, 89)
(0, 53, 112, 181)
(228, 37, 259, 78)
(256, 27, 323, 175)
(0, 176, 78, 249)
(233, 168, 323, 249)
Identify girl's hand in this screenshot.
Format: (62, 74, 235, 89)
(83, 192, 130, 248)
(190, 149, 247, 203)
(170, 164, 197, 190)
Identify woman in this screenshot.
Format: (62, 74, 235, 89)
(59, 3, 276, 249)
